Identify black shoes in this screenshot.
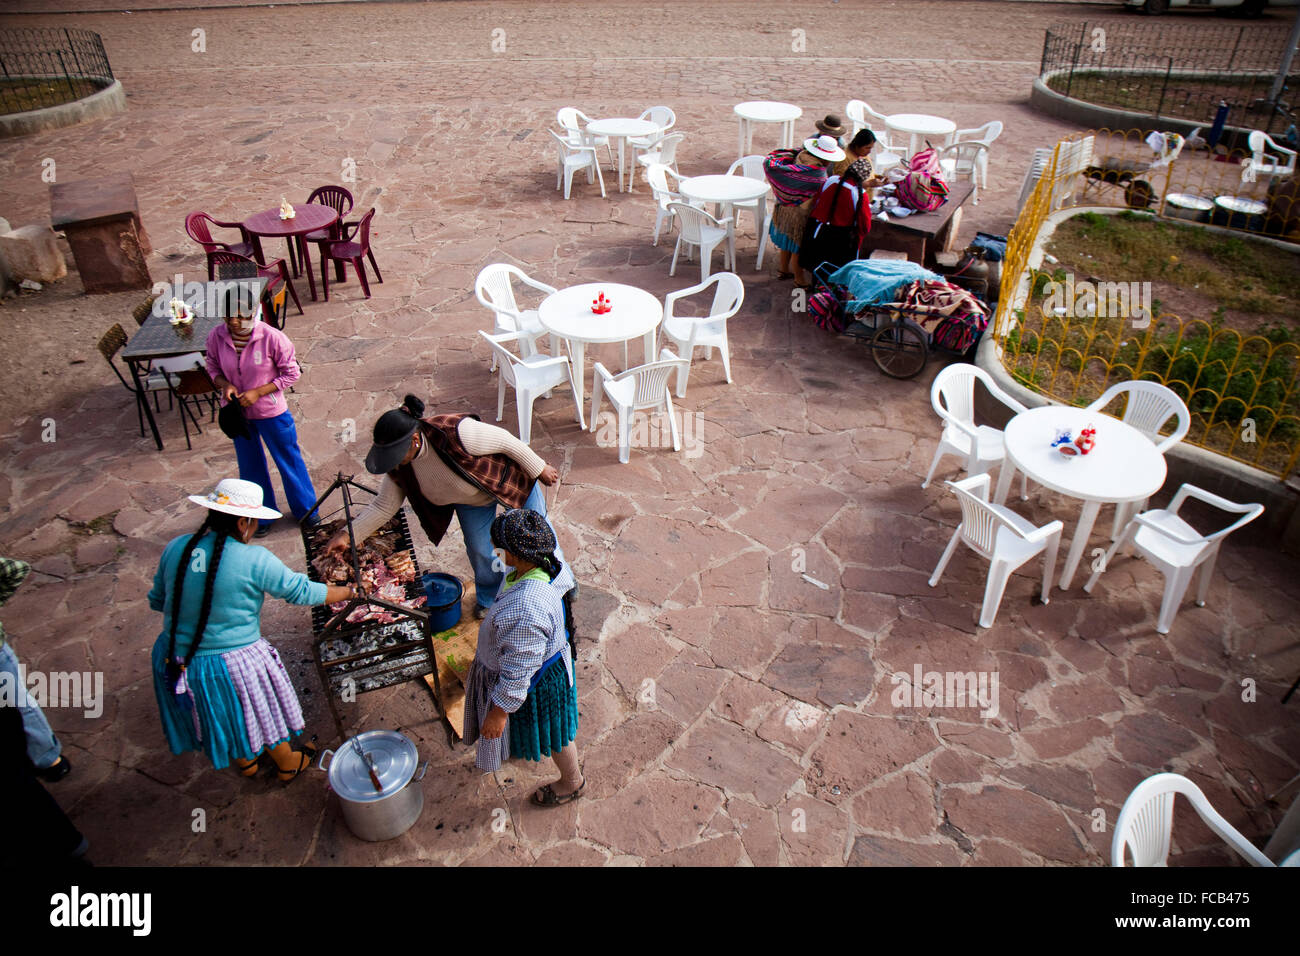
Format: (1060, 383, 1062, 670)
(38, 756, 71, 782)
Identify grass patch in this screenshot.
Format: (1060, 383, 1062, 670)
(0, 77, 102, 114)
(1047, 211, 1300, 319)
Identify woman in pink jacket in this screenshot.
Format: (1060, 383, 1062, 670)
(205, 291, 318, 536)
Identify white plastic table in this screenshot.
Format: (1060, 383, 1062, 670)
(885, 113, 957, 156)
(586, 118, 661, 193)
(537, 282, 663, 411)
(734, 101, 802, 158)
(995, 406, 1167, 591)
(678, 174, 771, 270)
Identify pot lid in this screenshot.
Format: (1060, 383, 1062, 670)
(329, 729, 418, 802)
(1166, 192, 1213, 211)
(1214, 195, 1267, 215)
(421, 572, 463, 608)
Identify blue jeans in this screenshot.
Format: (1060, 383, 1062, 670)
(455, 482, 562, 610)
(0, 641, 62, 769)
(233, 411, 319, 527)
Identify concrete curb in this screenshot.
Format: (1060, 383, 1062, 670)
(0, 80, 126, 140)
(974, 205, 1300, 547)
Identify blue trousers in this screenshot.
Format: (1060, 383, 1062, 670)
(233, 411, 319, 527)
(455, 482, 562, 611)
(0, 641, 61, 769)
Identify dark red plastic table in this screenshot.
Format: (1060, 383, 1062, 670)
(242, 204, 338, 301)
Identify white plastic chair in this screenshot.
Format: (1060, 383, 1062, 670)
(1112, 772, 1274, 867)
(845, 100, 904, 172)
(939, 142, 988, 204)
(953, 120, 1003, 191)
(590, 348, 689, 464)
(1245, 130, 1297, 183)
(659, 272, 743, 397)
(668, 202, 734, 283)
(645, 163, 684, 246)
(1084, 484, 1263, 635)
(549, 129, 606, 200)
(1088, 380, 1190, 536)
(923, 363, 1028, 499)
(474, 264, 560, 371)
(557, 107, 614, 165)
(928, 473, 1063, 628)
(478, 331, 584, 445)
(725, 154, 772, 238)
(629, 105, 676, 153)
(636, 132, 684, 176)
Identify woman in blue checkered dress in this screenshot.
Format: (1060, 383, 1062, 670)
(462, 509, 583, 806)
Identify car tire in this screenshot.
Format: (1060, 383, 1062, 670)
(1240, 0, 1265, 17)
(1142, 0, 1168, 14)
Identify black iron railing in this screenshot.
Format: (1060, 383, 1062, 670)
(1041, 20, 1298, 138)
(0, 28, 114, 115)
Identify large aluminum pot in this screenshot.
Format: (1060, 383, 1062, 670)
(319, 729, 428, 842)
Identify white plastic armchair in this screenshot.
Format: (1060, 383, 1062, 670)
(845, 99, 903, 171)
(1246, 130, 1297, 182)
(549, 129, 606, 200)
(1084, 484, 1264, 635)
(953, 120, 1002, 191)
(923, 363, 1028, 500)
(645, 163, 684, 245)
(667, 202, 734, 283)
(636, 131, 684, 175)
(659, 272, 744, 397)
(1112, 772, 1274, 867)
(1087, 381, 1189, 454)
(928, 473, 1063, 628)
(725, 154, 772, 240)
(629, 105, 676, 152)
(939, 142, 989, 204)
(590, 349, 690, 463)
(557, 107, 615, 164)
(478, 331, 584, 445)
(474, 263, 560, 370)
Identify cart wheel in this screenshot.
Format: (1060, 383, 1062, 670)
(1125, 180, 1154, 209)
(871, 320, 928, 379)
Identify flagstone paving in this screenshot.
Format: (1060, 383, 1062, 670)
(0, 0, 1297, 866)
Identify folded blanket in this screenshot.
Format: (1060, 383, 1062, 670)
(828, 260, 940, 314)
(764, 148, 828, 206)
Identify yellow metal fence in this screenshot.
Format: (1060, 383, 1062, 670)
(993, 129, 1300, 478)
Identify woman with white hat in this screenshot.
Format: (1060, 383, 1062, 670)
(763, 134, 844, 288)
(148, 478, 357, 781)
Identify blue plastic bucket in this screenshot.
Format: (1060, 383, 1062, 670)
(420, 572, 463, 632)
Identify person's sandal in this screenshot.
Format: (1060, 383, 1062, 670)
(530, 778, 585, 808)
(276, 743, 318, 784)
(234, 756, 263, 778)
(776, 271, 794, 280)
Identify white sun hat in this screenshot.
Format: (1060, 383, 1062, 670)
(803, 134, 846, 163)
(187, 478, 282, 520)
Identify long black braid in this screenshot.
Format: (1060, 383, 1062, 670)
(164, 510, 239, 685)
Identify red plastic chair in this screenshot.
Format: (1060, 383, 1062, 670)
(320, 208, 383, 300)
(208, 250, 303, 318)
(303, 185, 355, 282)
(185, 212, 257, 279)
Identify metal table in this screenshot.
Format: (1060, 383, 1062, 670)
(121, 278, 267, 450)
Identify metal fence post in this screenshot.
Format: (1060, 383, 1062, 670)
(1155, 56, 1172, 120)
(63, 27, 84, 78)
(1066, 21, 1088, 100)
(1227, 25, 1243, 73)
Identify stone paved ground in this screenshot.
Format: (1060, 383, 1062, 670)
(1, 1, 1297, 867)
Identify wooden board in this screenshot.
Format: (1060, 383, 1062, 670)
(423, 585, 480, 739)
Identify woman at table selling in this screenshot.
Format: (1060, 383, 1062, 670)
(324, 395, 564, 617)
(205, 290, 319, 536)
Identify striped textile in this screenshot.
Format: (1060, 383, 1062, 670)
(763, 148, 828, 206)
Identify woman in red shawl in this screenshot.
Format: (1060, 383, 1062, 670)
(799, 158, 875, 275)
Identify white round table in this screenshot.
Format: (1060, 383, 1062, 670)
(537, 282, 663, 412)
(885, 113, 957, 156)
(586, 118, 661, 193)
(996, 406, 1167, 590)
(734, 101, 802, 158)
(678, 174, 771, 271)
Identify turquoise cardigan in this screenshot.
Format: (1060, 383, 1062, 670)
(149, 532, 327, 657)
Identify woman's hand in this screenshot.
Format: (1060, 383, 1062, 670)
(324, 532, 349, 556)
(538, 464, 559, 486)
(480, 705, 508, 739)
(237, 389, 261, 407)
(324, 585, 360, 605)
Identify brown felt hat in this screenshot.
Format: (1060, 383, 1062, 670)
(815, 114, 846, 137)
